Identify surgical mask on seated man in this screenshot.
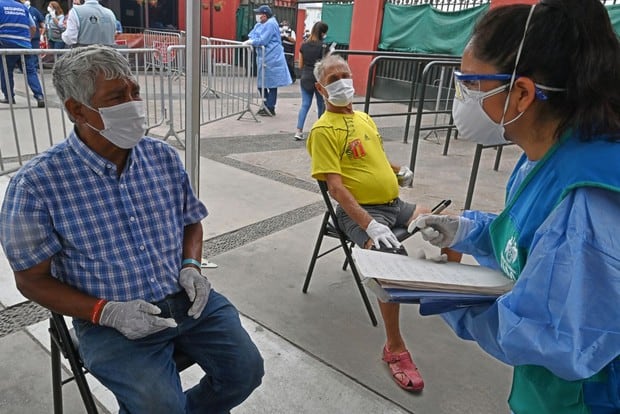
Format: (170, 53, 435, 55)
(322, 78, 355, 107)
(84, 100, 147, 149)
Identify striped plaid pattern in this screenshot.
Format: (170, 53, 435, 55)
(0, 132, 208, 302)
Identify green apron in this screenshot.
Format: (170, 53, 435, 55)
(487, 135, 620, 413)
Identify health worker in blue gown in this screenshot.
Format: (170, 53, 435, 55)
(244, 4, 291, 117)
(412, 1, 620, 413)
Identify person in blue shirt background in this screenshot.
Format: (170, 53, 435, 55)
(244, 4, 291, 117)
(19, 0, 46, 107)
(21, 1, 43, 50)
(412, 0, 620, 413)
(0, 0, 44, 106)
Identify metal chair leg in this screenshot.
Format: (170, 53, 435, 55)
(49, 315, 99, 414)
(342, 241, 355, 271)
(50, 322, 63, 414)
(341, 243, 378, 326)
(303, 212, 330, 293)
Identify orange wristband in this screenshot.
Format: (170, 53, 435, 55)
(91, 299, 108, 324)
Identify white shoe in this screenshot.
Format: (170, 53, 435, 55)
(293, 132, 304, 141)
(201, 259, 218, 269)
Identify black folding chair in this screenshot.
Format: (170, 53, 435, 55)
(49, 312, 196, 414)
(302, 180, 412, 326)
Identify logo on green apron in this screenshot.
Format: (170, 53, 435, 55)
(500, 235, 519, 281)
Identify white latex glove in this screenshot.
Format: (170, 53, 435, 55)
(409, 214, 463, 248)
(242, 39, 253, 45)
(396, 166, 414, 187)
(179, 267, 211, 319)
(366, 219, 401, 249)
(99, 300, 177, 340)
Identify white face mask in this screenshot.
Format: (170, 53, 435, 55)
(24, 1, 30, 7)
(85, 100, 147, 149)
(47, 7, 54, 14)
(255, 15, 262, 23)
(452, 85, 513, 146)
(322, 78, 355, 107)
(452, 4, 537, 146)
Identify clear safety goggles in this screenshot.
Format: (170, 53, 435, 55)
(454, 71, 565, 102)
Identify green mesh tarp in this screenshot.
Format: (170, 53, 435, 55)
(607, 5, 620, 36)
(378, 3, 489, 55)
(236, 5, 251, 41)
(321, 3, 353, 45)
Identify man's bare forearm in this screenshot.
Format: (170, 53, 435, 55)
(325, 173, 373, 230)
(182, 222, 203, 263)
(15, 260, 100, 320)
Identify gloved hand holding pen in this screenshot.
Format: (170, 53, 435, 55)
(409, 214, 465, 248)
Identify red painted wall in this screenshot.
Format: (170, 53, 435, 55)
(178, 0, 240, 39)
(295, 8, 306, 61)
(491, 0, 537, 8)
(348, 1, 384, 96)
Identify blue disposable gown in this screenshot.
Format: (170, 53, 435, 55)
(248, 17, 292, 88)
(444, 179, 620, 381)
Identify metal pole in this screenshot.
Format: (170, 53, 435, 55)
(185, 0, 202, 195)
(145, 2, 150, 29)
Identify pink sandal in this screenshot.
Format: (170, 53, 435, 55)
(382, 345, 425, 392)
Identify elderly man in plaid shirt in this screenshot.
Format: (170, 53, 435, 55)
(0, 45, 263, 414)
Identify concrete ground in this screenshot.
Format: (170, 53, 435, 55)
(0, 80, 522, 413)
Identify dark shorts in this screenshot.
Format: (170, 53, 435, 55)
(335, 198, 416, 247)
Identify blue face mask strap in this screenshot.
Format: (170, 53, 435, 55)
(500, 4, 536, 124)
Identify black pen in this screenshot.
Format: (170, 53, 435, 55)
(409, 199, 452, 235)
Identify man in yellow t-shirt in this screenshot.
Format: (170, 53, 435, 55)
(306, 55, 428, 392)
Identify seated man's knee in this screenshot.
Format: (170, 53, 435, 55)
(118, 375, 185, 414)
(236, 340, 264, 395)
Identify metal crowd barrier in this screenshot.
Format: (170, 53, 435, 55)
(332, 50, 458, 144)
(360, 53, 460, 144)
(0, 43, 264, 175)
(0, 47, 170, 175)
(160, 43, 263, 145)
(143, 29, 184, 74)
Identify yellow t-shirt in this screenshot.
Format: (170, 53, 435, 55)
(306, 110, 398, 205)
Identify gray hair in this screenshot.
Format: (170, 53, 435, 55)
(313, 54, 348, 84)
(52, 45, 135, 105)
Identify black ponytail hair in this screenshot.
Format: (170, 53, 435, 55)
(470, 0, 620, 141)
(309, 21, 328, 43)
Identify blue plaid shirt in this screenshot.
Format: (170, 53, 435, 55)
(0, 132, 208, 302)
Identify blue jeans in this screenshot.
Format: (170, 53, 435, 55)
(48, 40, 65, 49)
(297, 86, 325, 130)
(0, 52, 44, 100)
(258, 87, 277, 111)
(74, 290, 264, 414)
